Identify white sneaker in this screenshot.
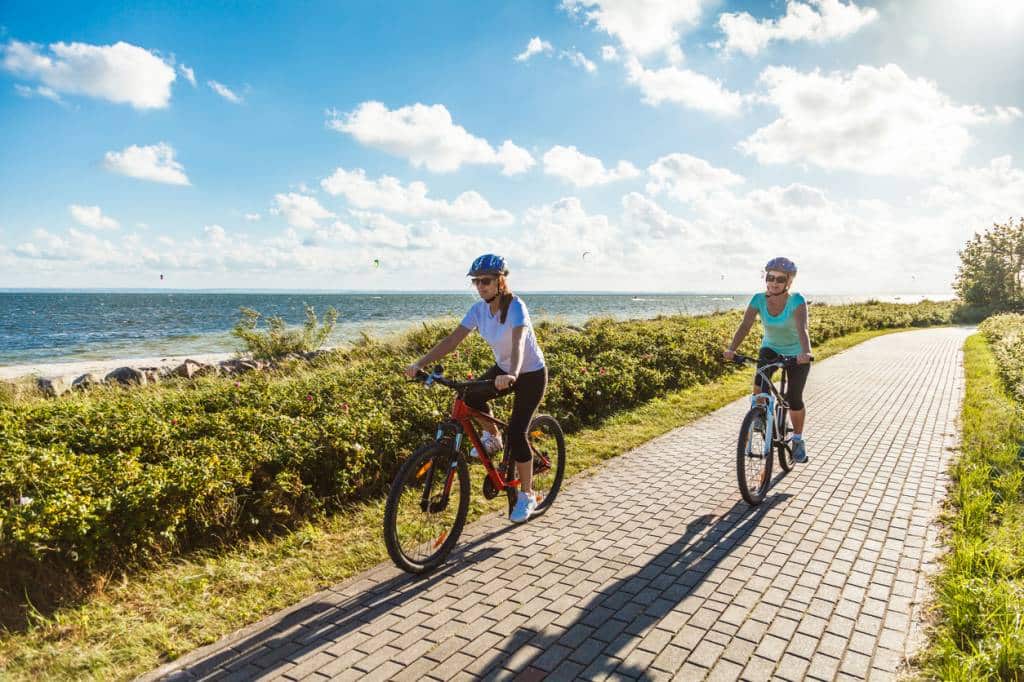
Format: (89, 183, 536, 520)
(509, 491, 537, 523)
(469, 432, 503, 459)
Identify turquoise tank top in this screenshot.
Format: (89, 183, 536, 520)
(749, 292, 806, 356)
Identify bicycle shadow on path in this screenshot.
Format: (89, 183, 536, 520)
(149, 518, 519, 681)
(476, 493, 790, 680)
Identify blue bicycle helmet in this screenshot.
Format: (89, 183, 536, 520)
(467, 254, 508, 276)
(764, 256, 797, 274)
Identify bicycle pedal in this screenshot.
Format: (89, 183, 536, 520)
(482, 476, 500, 500)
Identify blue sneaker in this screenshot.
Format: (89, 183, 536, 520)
(792, 438, 808, 463)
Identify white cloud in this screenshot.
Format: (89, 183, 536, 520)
(621, 192, 691, 238)
(178, 63, 196, 86)
(328, 101, 535, 175)
(103, 142, 191, 186)
(204, 224, 227, 243)
(601, 45, 619, 61)
(515, 37, 553, 62)
(625, 57, 745, 117)
(543, 145, 640, 187)
(271, 193, 335, 229)
(1, 39, 175, 109)
(208, 80, 242, 103)
(562, 0, 707, 58)
(14, 83, 63, 103)
(518, 197, 621, 268)
(69, 204, 120, 230)
(919, 156, 1024, 222)
(244, 212, 261, 221)
(718, 0, 879, 56)
(320, 167, 513, 224)
(740, 64, 1022, 176)
(495, 140, 536, 175)
(646, 153, 745, 203)
(561, 50, 597, 73)
(346, 210, 421, 249)
(15, 227, 121, 263)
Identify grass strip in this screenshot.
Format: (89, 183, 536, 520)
(0, 327, 928, 680)
(920, 334, 1024, 680)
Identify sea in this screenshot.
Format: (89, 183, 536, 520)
(0, 291, 953, 367)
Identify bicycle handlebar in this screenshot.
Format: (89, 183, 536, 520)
(730, 353, 813, 366)
(411, 365, 498, 391)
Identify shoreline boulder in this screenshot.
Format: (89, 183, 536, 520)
(72, 373, 104, 390)
(105, 366, 147, 387)
(172, 359, 219, 379)
(37, 375, 72, 398)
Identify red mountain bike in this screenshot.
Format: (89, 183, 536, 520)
(383, 366, 566, 573)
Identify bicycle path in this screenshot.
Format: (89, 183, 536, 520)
(144, 327, 969, 681)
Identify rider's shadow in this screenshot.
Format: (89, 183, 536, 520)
(154, 522, 518, 681)
(475, 494, 790, 680)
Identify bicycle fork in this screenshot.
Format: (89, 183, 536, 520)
(420, 427, 464, 513)
(748, 392, 775, 457)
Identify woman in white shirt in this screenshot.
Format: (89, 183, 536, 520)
(406, 254, 547, 523)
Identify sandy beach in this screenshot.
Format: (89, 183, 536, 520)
(0, 352, 235, 381)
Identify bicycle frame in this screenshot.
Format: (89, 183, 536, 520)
(447, 394, 518, 492)
(748, 361, 791, 456)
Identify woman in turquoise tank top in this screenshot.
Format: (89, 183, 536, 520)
(723, 257, 813, 462)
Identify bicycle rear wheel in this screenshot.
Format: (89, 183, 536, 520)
(527, 414, 566, 516)
(383, 443, 469, 573)
(737, 407, 772, 505)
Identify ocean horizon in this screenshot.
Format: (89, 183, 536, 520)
(1, 290, 954, 368)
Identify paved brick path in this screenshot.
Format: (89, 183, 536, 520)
(146, 328, 968, 681)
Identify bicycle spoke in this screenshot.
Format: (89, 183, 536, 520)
(526, 415, 566, 516)
(388, 448, 465, 569)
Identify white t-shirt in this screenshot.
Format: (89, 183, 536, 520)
(460, 296, 545, 374)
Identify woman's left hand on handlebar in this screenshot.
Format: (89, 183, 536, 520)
(797, 352, 812, 365)
(494, 374, 516, 390)
(404, 362, 423, 379)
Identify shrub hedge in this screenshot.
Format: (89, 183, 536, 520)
(0, 301, 953, 576)
(979, 313, 1024, 401)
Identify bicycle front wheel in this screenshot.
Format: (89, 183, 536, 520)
(776, 408, 795, 472)
(383, 443, 469, 573)
(527, 414, 566, 516)
(737, 407, 772, 505)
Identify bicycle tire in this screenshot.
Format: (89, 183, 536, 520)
(777, 408, 795, 472)
(737, 407, 772, 505)
(527, 414, 566, 517)
(383, 443, 469, 573)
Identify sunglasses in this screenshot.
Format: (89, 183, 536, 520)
(471, 277, 495, 286)
(765, 274, 788, 284)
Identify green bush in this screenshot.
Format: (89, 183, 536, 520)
(979, 313, 1024, 401)
(231, 305, 339, 360)
(0, 301, 954, 578)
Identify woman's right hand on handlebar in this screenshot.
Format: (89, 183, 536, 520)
(723, 349, 736, 362)
(404, 362, 424, 379)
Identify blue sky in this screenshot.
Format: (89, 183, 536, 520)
(1, 0, 1022, 293)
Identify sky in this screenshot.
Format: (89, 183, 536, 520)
(1, 0, 1022, 294)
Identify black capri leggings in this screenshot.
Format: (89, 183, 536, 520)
(464, 365, 548, 463)
(756, 347, 810, 411)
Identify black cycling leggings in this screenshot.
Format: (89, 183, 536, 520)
(464, 365, 548, 463)
(755, 347, 810, 411)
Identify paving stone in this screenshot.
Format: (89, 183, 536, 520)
(146, 329, 967, 682)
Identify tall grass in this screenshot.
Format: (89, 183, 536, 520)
(922, 330, 1024, 680)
